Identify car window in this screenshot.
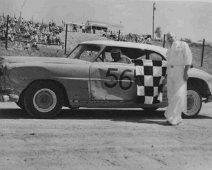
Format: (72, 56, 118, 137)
(99, 46, 146, 62)
(96, 52, 106, 62)
(148, 52, 163, 61)
(102, 51, 132, 64)
(136, 54, 147, 60)
(67, 44, 101, 62)
(80, 50, 99, 61)
(105, 51, 113, 62)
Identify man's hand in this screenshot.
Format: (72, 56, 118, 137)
(162, 76, 167, 85)
(184, 65, 190, 81)
(183, 72, 189, 81)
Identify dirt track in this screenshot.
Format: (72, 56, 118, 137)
(0, 102, 212, 170)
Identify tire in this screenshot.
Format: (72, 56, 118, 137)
(16, 100, 24, 109)
(183, 86, 202, 118)
(16, 92, 25, 110)
(23, 81, 63, 119)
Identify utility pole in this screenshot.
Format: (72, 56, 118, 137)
(152, 2, 156, 40)
(64, 24, 68, 54)
(201, 38, 205, 67)
(163, 34, 166, 48)
(5, 15, 9, 50)
(19, 11, 22, 21)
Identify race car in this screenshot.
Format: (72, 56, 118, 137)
(0, 40, 212, 118)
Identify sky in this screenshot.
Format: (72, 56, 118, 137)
(1, 0, 212, 42)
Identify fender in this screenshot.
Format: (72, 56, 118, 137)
(188, 67, 212, 95)
(6, 64, 53, 94)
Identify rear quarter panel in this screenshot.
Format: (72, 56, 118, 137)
(188, 67, 212, 95)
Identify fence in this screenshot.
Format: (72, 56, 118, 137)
(162, 34, 211, 70)
(0, 15, 63, 51)
(1, 15, 211, 72)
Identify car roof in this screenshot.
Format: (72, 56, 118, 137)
(80, 40, 167, 57)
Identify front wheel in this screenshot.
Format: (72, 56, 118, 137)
(16, 92, 25, 110)
(24, 81, 63, 119)
(183, 87, 202, 118)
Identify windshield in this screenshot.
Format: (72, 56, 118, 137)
(67, 44, 101, 62)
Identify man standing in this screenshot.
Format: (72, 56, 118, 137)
(164, 32, 192, 125)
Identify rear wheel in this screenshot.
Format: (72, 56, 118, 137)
(183, 86, 202, 118)
(24, 81, 63, 118)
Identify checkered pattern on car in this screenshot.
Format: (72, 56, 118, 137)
(134, 59, 167, 104)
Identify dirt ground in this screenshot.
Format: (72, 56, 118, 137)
(0, 102, 212, 170)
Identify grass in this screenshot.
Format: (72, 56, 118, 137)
(0, 32, 107, 58)
(0, 32, 211, 75)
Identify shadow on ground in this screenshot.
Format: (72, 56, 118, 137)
(0, 108, 211, 123)
(0, 108, 164, 119)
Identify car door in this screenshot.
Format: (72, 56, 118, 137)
(89, 61, 136, 100)
(89, 47, 167, 103)
(89, 46, 140, 101)
(65, 43, 103, 102)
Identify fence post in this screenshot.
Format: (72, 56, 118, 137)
(64, 24, 68, 54)
(201, 38, 205, 67)
(5, 15, 9, 50)
(163, 34, 166, 48)
(118, 30, 120, 41)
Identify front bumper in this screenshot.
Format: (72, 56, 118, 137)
(0, 65, 19, 102)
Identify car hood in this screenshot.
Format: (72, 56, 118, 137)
(0, 56, 88, 64)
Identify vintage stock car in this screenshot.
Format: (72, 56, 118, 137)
(0, 40, 212, 118)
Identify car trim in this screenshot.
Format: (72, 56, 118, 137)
(57, 77, 135, 82)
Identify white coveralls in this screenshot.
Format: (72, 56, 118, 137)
(164, 41, 192, 125)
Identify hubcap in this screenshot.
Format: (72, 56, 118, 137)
(186, 90, 201, 116)
(33, 88, 57, 113)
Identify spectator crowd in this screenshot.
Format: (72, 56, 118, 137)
(102, 31, 152, 44)
(0, 15, 63, 50)
(0, 14, 153, 51)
